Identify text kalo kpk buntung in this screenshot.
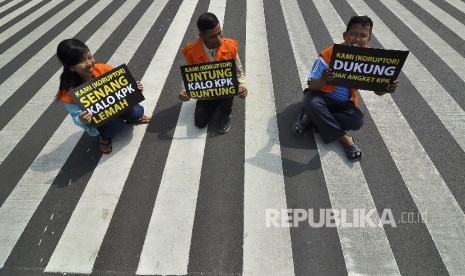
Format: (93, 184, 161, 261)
(184, 61, 236, 98)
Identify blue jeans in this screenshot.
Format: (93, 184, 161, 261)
(303, 90, 364, 143)
(97, 104, 144, 140)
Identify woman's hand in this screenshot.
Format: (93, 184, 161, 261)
(79, 110, 92, 125)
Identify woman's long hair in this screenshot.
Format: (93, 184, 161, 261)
(55, 38, 89, 100)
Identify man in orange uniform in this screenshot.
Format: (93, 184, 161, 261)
(179, 12, 248, 133)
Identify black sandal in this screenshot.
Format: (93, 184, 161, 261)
(343, 137, 362, 162)
(293, 110, 312, 136)
(293, 111, 307, 136)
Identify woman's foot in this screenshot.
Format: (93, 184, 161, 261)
(136, 115, 151, 125)
(127, 115, 152, 125)
(99, 136, 112, 154)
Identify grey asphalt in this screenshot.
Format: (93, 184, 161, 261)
(1, 0, 464, 275)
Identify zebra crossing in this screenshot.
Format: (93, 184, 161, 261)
(1, 0, 465, 275)
(289, 0, 400, 273)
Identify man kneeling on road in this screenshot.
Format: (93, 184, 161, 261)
(179, 12, 248, 134)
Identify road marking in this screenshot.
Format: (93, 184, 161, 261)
(44, 0, 172, 273)
(136, 0, 226, 274)
(0, 0, 148, 268)
(0, 0, 85, 69)
(41, 0, 174, 273)
(443, 0, 465, 12)
(283, 0, 401, 274)
(346, 0, 465, 274)
(0, 1, 60, 44)
(136, 99, 206, 275)
(0, 0, 22, 13)
(0, 121, 82, 269)
(242, 0, 294, 275)
(409, 0, 465, 41)
(0, 0, 105, 115)
(377, 0, 465, 83)
(0, 0, 42, 27)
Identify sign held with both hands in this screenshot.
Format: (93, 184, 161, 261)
(180, 59, 239, 100)
(328, 44, 409, 91)
(68, 64, 145, 127)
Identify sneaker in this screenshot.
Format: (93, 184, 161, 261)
(219, 114, 231, 133)
(293, 112, 307, 136)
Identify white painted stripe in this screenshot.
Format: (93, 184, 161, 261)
(102, 0, 172, 67)
(136, 99, 206, 275)
(361, 85, 465, 275)
(280, 0, 317, 83)
(0, 0, 21, 13)
(242, 0, 294, 275)
(0, 0, 41, 27)
(208, 0, 226, 28)
(378, 0, 465, 83)
(0, 0, 103, 119)
(0, 0, 85, 69)
(284, 0, 401, 274)
(0, 121, 83, 269)
(409, 0, 465, 41)
(346, 0, 465, 274)
(0, 0, 137, 164)
(0, 68, 58, 165)
(0, 0, 60, 44)
(313, 137, 401, 275)
(0, 0, 162, 270)
(136, 1, 226, 274)
(348, 0, 465, 172)
(443, 0, 465, 13)
(46, 0, 197, 274)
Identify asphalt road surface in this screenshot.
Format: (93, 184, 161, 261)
(1, 0, 465, 275)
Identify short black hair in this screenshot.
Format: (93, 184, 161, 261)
(346, 15, 373, 34)
(197, 12, 219, 33)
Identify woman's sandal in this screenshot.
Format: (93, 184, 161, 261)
(343, 137, 362, 162)
(127, 115, 152, 125)
(100, 137, 112, 154)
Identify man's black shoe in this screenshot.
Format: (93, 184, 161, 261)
(219, 114, 231, 134)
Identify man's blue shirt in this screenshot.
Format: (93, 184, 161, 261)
(308, 56, 350, 102)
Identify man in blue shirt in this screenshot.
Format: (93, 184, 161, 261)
(294, 15, 398, 162)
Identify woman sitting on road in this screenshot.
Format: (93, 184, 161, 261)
(55, 38, 151, 154)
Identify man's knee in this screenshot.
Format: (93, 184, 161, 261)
(351, 114, 365, 130)
(194, 117, 209, 128)
(304, 94, 327, 116)
(194, 100, 214, 128)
